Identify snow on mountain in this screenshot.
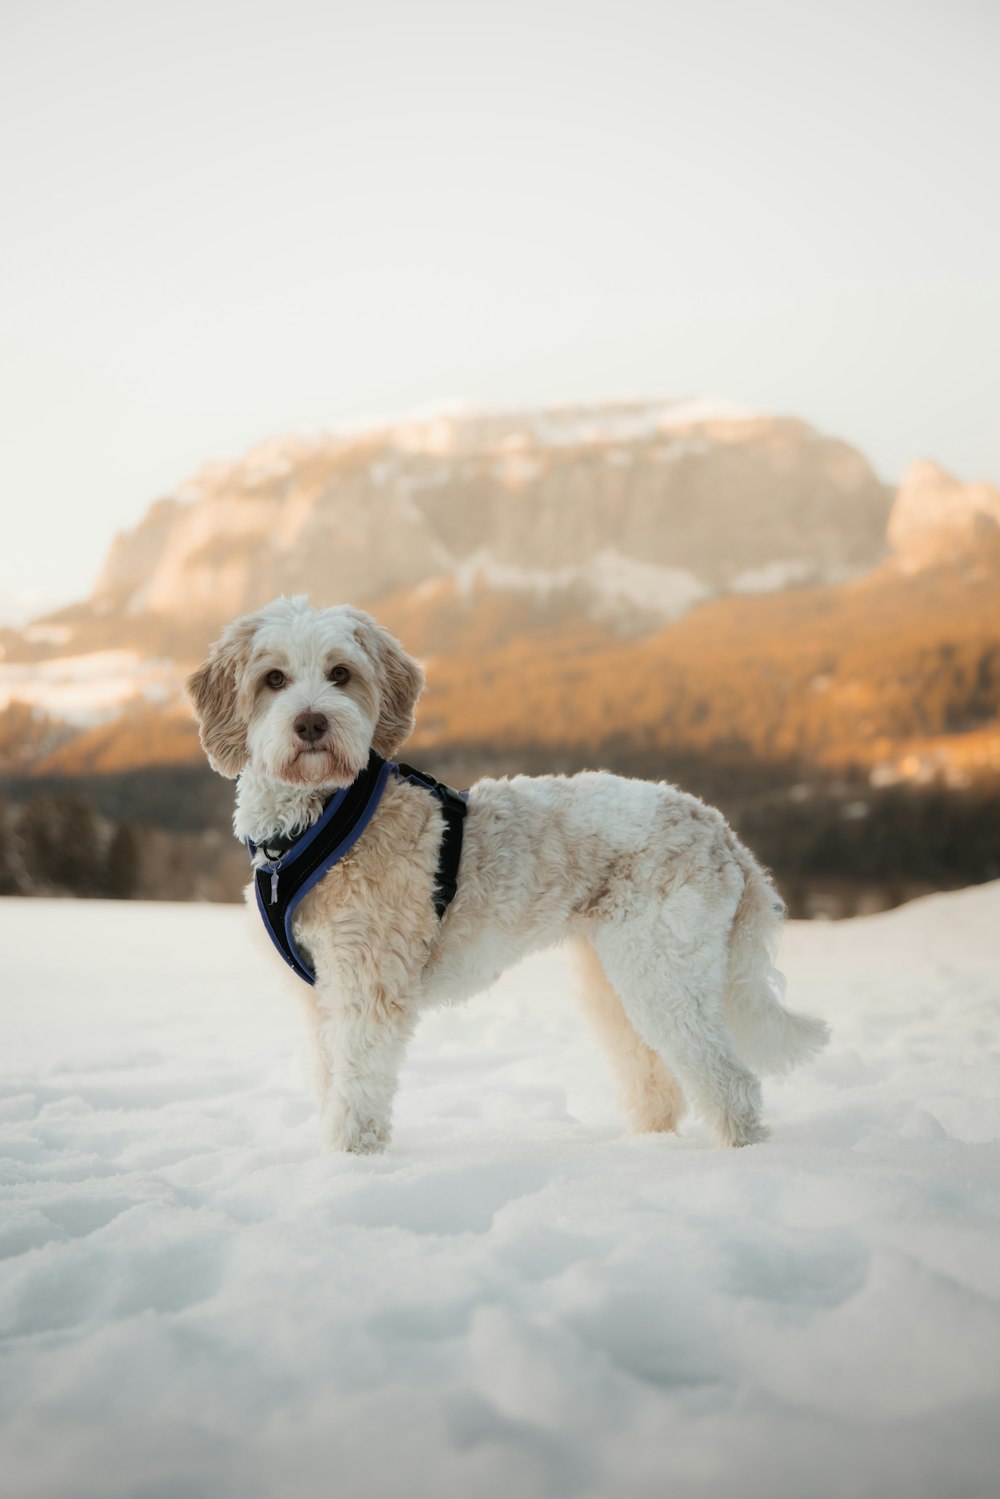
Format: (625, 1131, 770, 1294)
(2, 884, 999, 1497)
(728, 558, 819, 594)
(528, 396, 756, 447)
(444, 547, 708, 622)
(0, 590, 67, 631)
(0, 651, 183, 726)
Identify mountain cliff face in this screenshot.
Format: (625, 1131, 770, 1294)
(64, 401, 892, 656)
(4, 402, 998, 798)
(887, 461, 1000, 566)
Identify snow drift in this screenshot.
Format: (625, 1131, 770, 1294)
(1, 887, 999, 1498)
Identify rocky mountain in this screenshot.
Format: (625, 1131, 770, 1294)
(14, 401, 891, 665)
(2, 402, 997, 803)
(887, 460, 1000, 566)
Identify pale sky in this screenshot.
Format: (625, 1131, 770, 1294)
(2, 0, 998, 623)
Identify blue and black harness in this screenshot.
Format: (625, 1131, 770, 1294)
(246, 750, 467, 985)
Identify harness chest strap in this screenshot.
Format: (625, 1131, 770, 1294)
(247, 750, 467, 986)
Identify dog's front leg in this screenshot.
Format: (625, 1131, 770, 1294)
(314, 987, 417, 1154)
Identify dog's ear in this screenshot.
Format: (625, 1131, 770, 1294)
(349, 609, 425, 757)
(186, 613, 261, 778)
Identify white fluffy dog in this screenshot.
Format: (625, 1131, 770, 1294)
(188, 596, 828, 1154)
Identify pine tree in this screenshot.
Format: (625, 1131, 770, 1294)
(53, 792, 102, 895)
(104, 819, 142, 899)
(0, 797, 21, 894)
(17, 791, 102, 895)
(16, 794, 62, 890)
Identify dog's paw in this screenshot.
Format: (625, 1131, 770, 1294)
(721, 1116, 770, 1148)
(320, 1109, 390, 1155)
(345, 1124, 389, 1156)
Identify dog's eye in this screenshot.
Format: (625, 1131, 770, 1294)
(264, 669, 286, 690)
(328, 665, 350, 686)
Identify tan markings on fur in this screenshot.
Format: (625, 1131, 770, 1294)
(574, 854, 639, 920)
(186, 612, 263, 778)
(337, 664, 379, 725)
(237, 650, 286, 718)
(292, 776, 442, 1022)
(346, 608, 425, 757)
(573, 938, 687, 1133)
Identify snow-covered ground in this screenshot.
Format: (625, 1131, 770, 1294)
(2, 888, 999, 1499)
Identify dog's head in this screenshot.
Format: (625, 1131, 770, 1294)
(186, 597, 425, 786)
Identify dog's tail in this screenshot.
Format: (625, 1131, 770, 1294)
(724, 850, 829, 1075)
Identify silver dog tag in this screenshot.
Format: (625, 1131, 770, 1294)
(270, 869, 280, 904)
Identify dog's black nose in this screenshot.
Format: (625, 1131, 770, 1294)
(294, 711, 328, 744)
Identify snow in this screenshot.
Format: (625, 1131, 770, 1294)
(528, 399, 755, 450)
(350, 397, 755, 455)
(19, 624, 74, 649)
(450, 547, 707, 623)
(0, 651, 183, 725)
(655, 397, 757, 430)
(729, 559, 817, 594)
(285, 397, 756, 458)
(0, 590, 69, 632)
(2, 886, 999, 1499)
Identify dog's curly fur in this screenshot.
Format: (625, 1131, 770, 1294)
(188, 596, 828, 1154)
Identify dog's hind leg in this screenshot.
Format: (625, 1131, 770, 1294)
(592, 893, 768, 1148)
(573, 939, 687, 1133)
